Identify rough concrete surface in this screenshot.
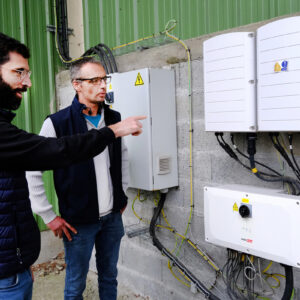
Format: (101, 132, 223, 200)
(32, 252, 150, 300)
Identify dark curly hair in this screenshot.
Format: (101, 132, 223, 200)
(0, 32, 30, 66)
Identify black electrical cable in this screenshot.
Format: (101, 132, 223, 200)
(230, 134, 281, 177)
(89, 47, 109, 73)
(281, 265, 294, 300)
(94, 45, 113, 74)
(83, 43, 118, 74)
(98, 43, 118, 72)
(55, 0, 71, 62)
(149, 192, 220, 300)
(216, 133, 280, 178)
(270, 133, 300, 181)
(288, 134, 300, 174)
(247, 134, 299, 194)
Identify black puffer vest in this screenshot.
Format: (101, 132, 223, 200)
(0, 112, 40, 278)
(49, 96, 127, 224)
(0, 111, 40, 278)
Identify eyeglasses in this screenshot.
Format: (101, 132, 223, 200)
(76, 76, 111, 85)
(9, 68, 32, 82)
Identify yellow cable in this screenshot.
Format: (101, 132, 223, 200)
(163, 20, 194, 257)
(112, 20, 177, 51)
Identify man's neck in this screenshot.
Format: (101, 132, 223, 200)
(79, 98, 101, 116)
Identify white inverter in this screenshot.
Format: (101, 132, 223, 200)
(257, 16, 300, 131)
(204, 32, 256, 132)
(204, 184, 300, 268)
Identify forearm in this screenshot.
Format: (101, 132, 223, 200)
(26, 171, 57, 224)
(0, 121, 115, 171)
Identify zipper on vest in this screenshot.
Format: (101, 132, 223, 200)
(16, 248, 23, 264)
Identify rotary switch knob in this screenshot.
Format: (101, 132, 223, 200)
(239, 205, 250, 218)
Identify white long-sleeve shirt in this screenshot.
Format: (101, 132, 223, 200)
(26, 113, 129, 224)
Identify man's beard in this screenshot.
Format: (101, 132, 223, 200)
(0, 77, 26, 110)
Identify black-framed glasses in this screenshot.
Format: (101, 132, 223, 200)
(76, 76, 111, 85)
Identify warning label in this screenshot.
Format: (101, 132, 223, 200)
(233, 203, 238, 212)
(135, 72, 144, 86)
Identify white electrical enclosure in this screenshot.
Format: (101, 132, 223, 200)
(204, 185, 300, 268)
(111, 68, 178, 191)
(257, 17, 300, 131)
(203, 32, 256, 132)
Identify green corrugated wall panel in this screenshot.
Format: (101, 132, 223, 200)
(83, 0, 300, 54)
(0, 0, 63, 231)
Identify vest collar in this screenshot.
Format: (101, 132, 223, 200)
(72, 95, 110, 116)
(0, 108, 16, 123)
(71, 95, 86, 114)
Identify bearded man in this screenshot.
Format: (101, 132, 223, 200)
(0, 32, 144, 300)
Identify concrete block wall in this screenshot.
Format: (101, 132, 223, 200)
(56, 13, 300, 300)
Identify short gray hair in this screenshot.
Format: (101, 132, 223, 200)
(69, 57, 104, 81)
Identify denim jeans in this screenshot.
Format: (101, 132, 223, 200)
(63, 212, 124, 300)
(0, 269, 33, 300)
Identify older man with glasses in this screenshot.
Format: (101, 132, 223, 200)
(26, 57, 131, 300)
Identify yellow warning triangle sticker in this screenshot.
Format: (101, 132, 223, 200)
(274, 62, 281, 72)
(233, 203, 238, 212)
(135, 72, 144, 86)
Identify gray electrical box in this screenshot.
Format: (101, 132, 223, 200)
(111, 68, 178, 191)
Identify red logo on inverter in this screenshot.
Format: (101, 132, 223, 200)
(241, 238, 253, 243)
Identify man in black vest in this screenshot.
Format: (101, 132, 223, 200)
(27, 57, 132, 300)
(0, 32, 145, 300)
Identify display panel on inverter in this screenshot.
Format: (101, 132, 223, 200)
(203, 32, 256, 132)
(257, 16, 300, 131)
(111, 68, 178, 191)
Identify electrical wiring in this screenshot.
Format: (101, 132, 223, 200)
(150, 192, 221, 300)
(53, 0, 88, 64)
(270, 133, 300, 181)
(132, 190, 221, 292)
(111, 20, 177, 51)
(217, 133, 284, 181)
(54, 0, 118, 71)
(230, 134, 281, 177)
(83, 43, 118, 73)
(131, 190, 220, 273)
(288, 134, 300, 174)
(247, 134, 300, 194)
(221, 250, 294, 300)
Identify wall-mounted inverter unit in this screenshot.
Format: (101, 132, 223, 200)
(204, 184, 300, 268)
(111, 68, 178, 191)
(204, 32, 256, 132)
(257, 17, 300, 131)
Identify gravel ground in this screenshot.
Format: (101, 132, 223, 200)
(32, 252, 149, 300)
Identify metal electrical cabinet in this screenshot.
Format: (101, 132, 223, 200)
(111, 68, 178, 191)
(204, 185, 300, 268)
(257, 16, 300, 132)
(203, 32, 256, 132)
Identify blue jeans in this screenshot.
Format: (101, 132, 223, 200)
(63, 212, 124, 300)
(0, 269, 33, 300)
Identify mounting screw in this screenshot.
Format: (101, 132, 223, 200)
(297, 262, 300, 266)
(297, 202, 299, 205)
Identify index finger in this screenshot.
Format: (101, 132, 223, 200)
(64, 222, 77, 234)
(133, 115, 147, 120)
